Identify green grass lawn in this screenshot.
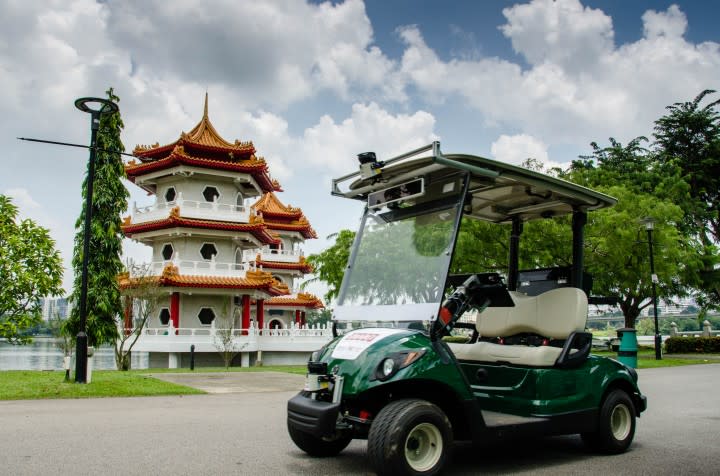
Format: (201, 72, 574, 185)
(592, 348, 719, 368)
(0, 370, 205, 400)
(0, 365, 306, 400)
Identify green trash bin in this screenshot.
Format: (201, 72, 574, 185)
(616, 328, 638, 368)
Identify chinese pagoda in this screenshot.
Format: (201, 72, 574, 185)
(120, 95, 326, 368)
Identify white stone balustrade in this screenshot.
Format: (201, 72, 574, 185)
(131, 322, 333, 355)
(131, 194, 252, 224)
(242, 246, 304, 263)
(131, 257, 255, 278)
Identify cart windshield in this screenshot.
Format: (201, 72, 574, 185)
(334, 180, 465, 323)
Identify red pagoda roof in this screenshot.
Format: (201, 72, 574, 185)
(126, 94, 281, 193)
(253, 192, 317, 239)
(119, 266, 289, 295)
(265, 292, 324, 309)
(254, 253, 313, 274)
(121, 211, 279, 245)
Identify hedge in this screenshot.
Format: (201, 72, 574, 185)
(665, 336, 720, 354)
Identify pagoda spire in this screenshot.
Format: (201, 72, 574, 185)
(203, 92, 209, 120)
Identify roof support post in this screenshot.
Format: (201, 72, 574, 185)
(256, 299, 265, 332)
(508, 216, 523, 291)
(170, 292, 180, 334)
(571, 209, 587, 291)
(242, 295, 251, 335)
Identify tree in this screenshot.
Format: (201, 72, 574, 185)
(213, 311, 246, 369)
(116, 261, 164, 370)
(653, 89, 720, 309)
(304, 230, 355, 303)
(0, 195, 64, 344)
(63, 88, 129, 347)
(582, 185, 698, 328)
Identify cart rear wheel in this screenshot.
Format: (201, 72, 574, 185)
(368, 399, 452, 476)
(582, 389, 636, 454)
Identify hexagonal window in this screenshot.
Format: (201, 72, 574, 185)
(161, 243, 174, 261)
(164, 187, 177, 202)
(200, 243, 217, 260)
(198, 308, 216, 325)
(203, 186, 220, 202)
(158, 308, 170, 326)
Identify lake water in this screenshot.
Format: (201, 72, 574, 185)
(0, 338, 149, 371)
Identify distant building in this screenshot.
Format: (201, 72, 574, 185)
(40, 297, 71, 321)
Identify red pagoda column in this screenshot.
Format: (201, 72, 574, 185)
(170, 292, 180, 334)
(256, 299, 265, 333)
(242, 295, 251, 335)
(295, 309, 301, 325)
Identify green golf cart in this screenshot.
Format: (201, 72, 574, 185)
(287, 142, 646, 475)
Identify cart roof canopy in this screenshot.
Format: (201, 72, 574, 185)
(332, 143, 616, 223)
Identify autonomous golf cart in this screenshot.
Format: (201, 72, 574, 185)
(287, 142, 646, 475)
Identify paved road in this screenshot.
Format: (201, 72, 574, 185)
(1, 366, 719, 475)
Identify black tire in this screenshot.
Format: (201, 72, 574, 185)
(287, 423, 352, 457)
(368, 399, 452, 476)
(582, 389, 636, 454)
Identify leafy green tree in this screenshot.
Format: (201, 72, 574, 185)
(653, 89, 720, 309)
(304, 230, 355, 302)
(0, 195, 64, 344)
(63, 88, 129, 347)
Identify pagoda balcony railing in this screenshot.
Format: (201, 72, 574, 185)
(242, 247, 304, 263)
(128, 322, 334, 355)
(131, 258, 256, 278)
(131, 195, 253, 225)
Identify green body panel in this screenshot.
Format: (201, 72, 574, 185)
(316, 331, 638, 419)
(457, 355, 636, 417)
(317, 330, 473, 401)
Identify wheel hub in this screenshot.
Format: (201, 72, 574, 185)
(405, 422, 443, 472)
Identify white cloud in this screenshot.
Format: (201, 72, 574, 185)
(299, 102, 438, 174)
(103, 0, 403, 107)
(500, 0, 614, 72)
(642, 4, 687, 39)
(399, 1, 720, 150)
(490, 134, 548, 165)
(4, 188, 40, 210)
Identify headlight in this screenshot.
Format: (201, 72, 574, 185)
(381, 358, 396, 377)
(374, 349, 427, 381)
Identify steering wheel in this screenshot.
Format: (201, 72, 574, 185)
(434, 274, 500, 337)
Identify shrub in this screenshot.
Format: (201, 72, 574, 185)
(665, 336, 720, 354)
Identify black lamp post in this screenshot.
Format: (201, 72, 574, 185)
(73, 97, 119, 383)
(641, 217, 662, 360)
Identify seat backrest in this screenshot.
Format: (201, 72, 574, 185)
(476, 288, 587, 340)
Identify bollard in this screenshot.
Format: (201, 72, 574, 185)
(616, 328, 638, 368)
(86, 346, 95, 383)
(63, 355, 71, 381)
(190, 344, 195, 371)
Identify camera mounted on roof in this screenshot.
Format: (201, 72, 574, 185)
(357, 151, 385, 179)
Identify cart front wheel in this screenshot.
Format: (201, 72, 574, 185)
(368, 399, 452, 476)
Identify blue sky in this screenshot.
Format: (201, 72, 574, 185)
(0, 0, 718, 295)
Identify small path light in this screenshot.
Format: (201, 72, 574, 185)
(640, 217, 662, 360)
(74, 97, 119, 383)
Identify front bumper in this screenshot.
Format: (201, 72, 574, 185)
(636, 393, 648, 414)
(287, 393, 341, 438)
